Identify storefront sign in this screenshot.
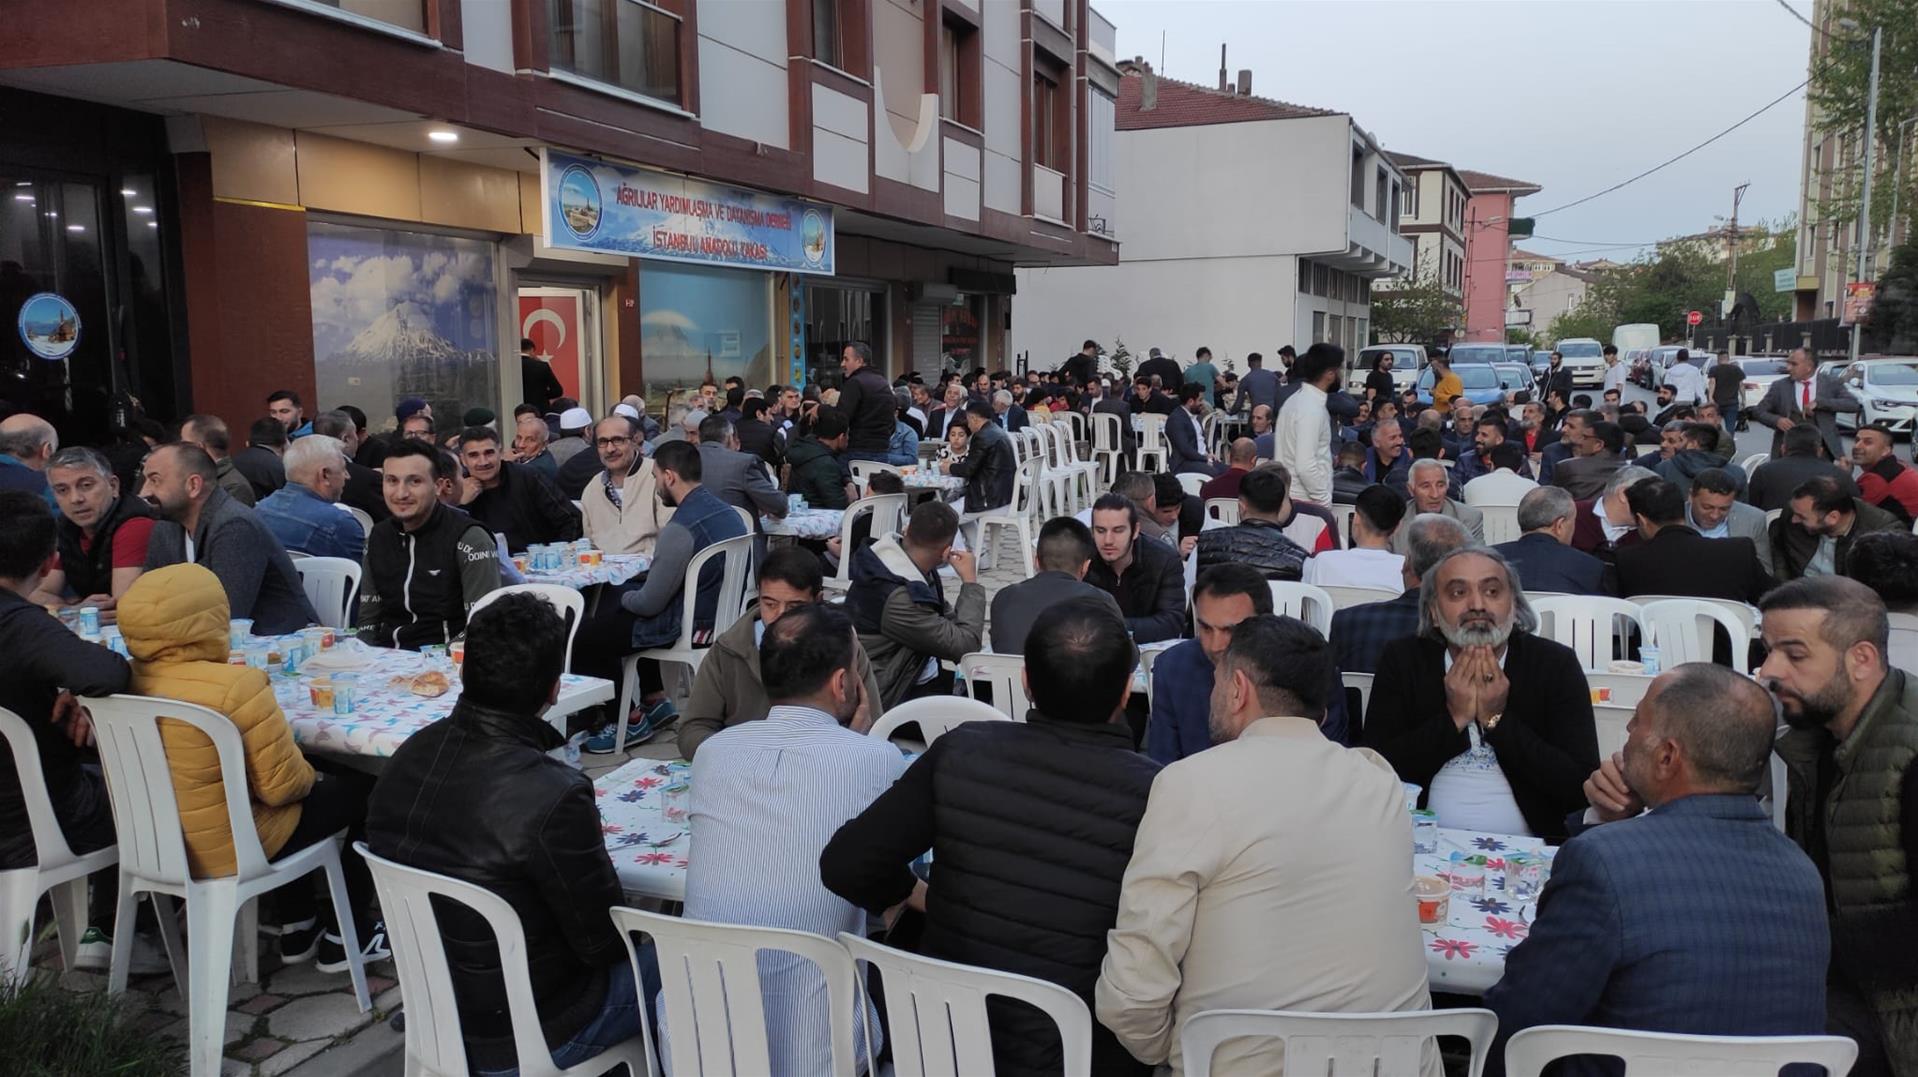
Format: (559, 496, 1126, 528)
(1773, 267, 1796, 294)
(17, 292, 80, 361)
(542, 149, 834, 276)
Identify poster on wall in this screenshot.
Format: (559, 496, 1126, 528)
(542, 149, 835, 276)
(17, 293, 80, 361)
(519, 293, 585, 405)
(307, 222, 500, 434)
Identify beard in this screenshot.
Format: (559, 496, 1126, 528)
(1769, 675, 1853, 731)
(1439, 613, 1513, 650)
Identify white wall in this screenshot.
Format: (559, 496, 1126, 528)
(980, 0, 1023, 213)
(942, 135, 981, 220)
(813, 83, 870, 193)
(1012, 255, 1300, 370)
(460, 0, 514, 73)
(696, 0, 790, 148)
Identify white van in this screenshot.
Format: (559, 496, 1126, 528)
(1349, 345, 1425, 397)
(1612, 323, 1659, 388)
(1553, 337, 1607, 388)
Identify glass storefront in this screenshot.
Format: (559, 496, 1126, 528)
(306, 220, 501, 435)
(804, 280, 886, 387)
(641, 261, 773, 392)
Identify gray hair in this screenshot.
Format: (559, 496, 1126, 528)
(284, 434, 346, 486)
(1603, 465, 1659, 500)
(47, 446, 115, 482)
(1403, 513, 1473, 578)
(313, 409, 356, 441)
(664, 404, 689, 428)
(1661, 419, 1687, 435)
(1416, 545, 1539, 641)
(1408, 458, 1448, 483)
(682, 407, 708, 433)
(1516, 486, 1576, 533)
(516, 413, 551, 445)
(992, 389, 1014, 407)
(0, 415, 56, 460)
(1647, 663, 1778, 792)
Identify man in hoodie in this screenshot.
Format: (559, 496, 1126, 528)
(358, 440, 501, 650)
(1656, 421, 1748, 500)
(785, 408, 857, 509)
(847, 500, 986, 708)
(677, 548, 882, 760)
(143, 443, 316, 635)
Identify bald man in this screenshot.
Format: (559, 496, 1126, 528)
(0, 413, 58, 504)
(1201, 438, 1261, 502)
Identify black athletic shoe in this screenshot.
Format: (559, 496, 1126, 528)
(315, 921, 390, 974)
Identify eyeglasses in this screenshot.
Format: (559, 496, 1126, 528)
(595, 436, 633, 448)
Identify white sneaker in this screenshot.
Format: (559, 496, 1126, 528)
(72, 926, 170, 975)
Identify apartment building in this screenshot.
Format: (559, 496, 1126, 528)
(1386, 152, 1468, 298)
(0, 0, 1120, 444)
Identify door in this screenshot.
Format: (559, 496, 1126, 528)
(517, 285, 602, 413)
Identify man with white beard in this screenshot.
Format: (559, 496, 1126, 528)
(1361, 546, 1599, 842)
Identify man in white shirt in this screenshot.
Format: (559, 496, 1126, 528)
(679, 603, 906, 1075)
(1303, 483, 1405, 592)
(1463, 442, 1541, 506)
(1601, 344, 1628, 394)
(1662, 348, 1706, 407)
(1097, 615, 1438, 1076)
(1275, 345, 1341, 505)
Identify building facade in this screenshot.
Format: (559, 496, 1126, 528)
(1510, 266, 1592, 339)
(1459, 170, 1541, 342)
(1010, 64, 1411, 370)
(1, 0, 1119, 445)
(1386, 152, 1467, 298)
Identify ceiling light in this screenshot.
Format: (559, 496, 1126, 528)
(146, 221, 158, 228)
(44, 210, 57, 218)
(13, 181, 29, 188)
(121, 188, 137, 197)
(428, 129, 459, 144)
(12, 194, 32, 203)
(66, 224, 84, 232)
(132, 206, 153, 215)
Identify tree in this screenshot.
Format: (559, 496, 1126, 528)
(1806, 0, 1918, 240)
(1106, 336, 1135, 381)
(1371, 271, 1462, 345)
(1864, 238, 1918, 353)
(1544, 225, 1797, 343)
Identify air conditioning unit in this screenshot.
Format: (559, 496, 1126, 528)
(910, 282, 962, 305)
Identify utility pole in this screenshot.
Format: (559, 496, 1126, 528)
(1851, 24, 1881, 364)
(1726, 181, 1750, 307)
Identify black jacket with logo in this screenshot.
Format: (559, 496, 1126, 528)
(358, 502, 500, 650)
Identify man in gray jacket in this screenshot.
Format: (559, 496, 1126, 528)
(989, 517, 1123, 654)
(142, 443, 317, 635)
(846, 500, 986, 707)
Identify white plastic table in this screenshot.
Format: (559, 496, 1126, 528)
(762, 508, 843, 540)
(1415, 827, 1555, 994)
(598, 758, 691, 902)
(521, 553, 650, 590)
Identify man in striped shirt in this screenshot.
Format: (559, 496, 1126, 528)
(676, 603, 908, 1075)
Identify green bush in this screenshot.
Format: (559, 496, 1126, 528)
(0, 975, 183, 1076)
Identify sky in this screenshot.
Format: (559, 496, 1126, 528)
(1103, 0, 1818, 262)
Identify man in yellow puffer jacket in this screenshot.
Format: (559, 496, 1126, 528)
(117, 564, 385, 972)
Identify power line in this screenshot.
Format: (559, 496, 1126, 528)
(1531, 77, 1811, 219)
(1772, 0, 1816, 32)
(1527, 233, 1665, 248)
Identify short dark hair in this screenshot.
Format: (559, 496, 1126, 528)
(1239, 467, 1288, 514)
(160, 442, 219, 486)
(1791, 474, 1852, 516)
(652, 439, 702, 481)
(1025, 598, 1136, 722)
(337, 404, 368, 432)
(1035, 516, 1097, 572)
(1650, 663, 1777, 791)
(1760, 576, 1890, 667)
(1193, 562, 1274, 613)
(698, 414, 733, 444)
(904, 499, 960, 547)
(1354, 483, 1407, 535)
(1090, 492, 1137, 527)
(0, 490, 56, 580)
(1152, 472, 1185, 511)
(248, 417, 288, 449)
(266, 389, 302, 408)
(520, 337, 536, 351)
(1782, 425, 1823, 457)
(813, 408, 850, 440)
(964, 401, 995, 422)
(759, 546, 824, 595)
(1178, 382, 1206, 404)
(433, 449, 461, 485)
(1625, 477, 1685, 525)
(458, 426, 500, 450)
(379, 438, 438, 472)
(1680, 421, 1718, 448)
(1846, 531, 1918, 610)
(1218, 615, 1330, 720)
(512, 403, 540, 420)
(1488, 441, 1524, 472)
(1195, 346, 1212, 359)
(1246, 351, 1263, 366)
(1859, 422, 1898, 443)
(1689, 467, 1740, 498)
(741, 398, 767, 421)
(1589, 421, 1626, 455)
(1408, 427, 1444, 460)
(760, 603, 857, 702)
(1133, 374, 1154, 387)
(868, 471, 904, 494)
(181, 414, 231, 453)
(460, 591, 569, 715)
(1294, 343, 1343, 384)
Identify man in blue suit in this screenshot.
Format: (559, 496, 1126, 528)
(1494, 486, 1610, 596)
(1166, 383, 1223, 476)
(1486, 662, 1829, 1074)
(989, 389, 1028, 432)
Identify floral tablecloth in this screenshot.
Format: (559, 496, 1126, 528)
(278, 643, 613, 760)
(763, 508, 843, 540)
(522, 553, 650, 591)
(901, 471, 964, 495)
(1415, 827, 1554, 994)
(597, 759, 692, 901)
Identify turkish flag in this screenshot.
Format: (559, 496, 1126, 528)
(519, 294, 583, 403)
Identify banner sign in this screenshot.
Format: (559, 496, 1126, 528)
(1842, 281, 1875, 326)
(542, 149, 834, 276)
(1773, 267, 1796, 294)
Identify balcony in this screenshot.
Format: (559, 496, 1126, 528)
(1033, 164, 1066, 225)
(1322, 203, 1414, 277)
(262, 0, 434, 43)
(547, 0, 683, 108)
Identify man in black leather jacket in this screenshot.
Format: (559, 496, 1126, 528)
(366, 593, 655, 1074)
(1195, 466, 1310, 580)
(946, 402, 1016, 513)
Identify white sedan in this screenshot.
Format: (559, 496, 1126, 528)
(1837, 357, 1918, 435)
(1736, 357, 1791, 411)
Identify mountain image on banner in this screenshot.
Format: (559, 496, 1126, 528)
(320, 300, 498, 429)
(337, 302, 465, 366)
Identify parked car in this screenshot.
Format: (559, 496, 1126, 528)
(1504, 344, 1533, 370)
(1735, 357, 1792, 411)
(1415, 363, 1507, 408)
(1494, 362, 1538, 404)
(1446, 343, 1508, 367)
(1639, 345, 1702, 391)
(1349, 345, 1425, 398)
(1837, 357, 1918, 436)
(1553, 337, 1607, 387)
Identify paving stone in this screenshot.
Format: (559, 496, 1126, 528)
(265, 991, 377, 1043)
(365, 974, 396, 996)
(220, 1058, 251, 1077)
(233, 1037, 288, 1063)
(238, 992, 288, 1015)
(372, 983, 403, 1014)
(159, 1009, 252, 1047)
(257, 1037, 330, 1077)
(264, 961, 351, 997)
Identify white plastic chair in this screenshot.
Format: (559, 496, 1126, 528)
(615, 534, 756, 754)
(1478, 504, 1523, 545)
(1628, 594, 1759, 644)
(1530, 595, 1649, 673)
(86, 695, 372, 1077)
(469, 584, 586, 672)
(358, 843, 655, 1077)
(1769, 753, 1789, 833)
(866, 695, 1010, 745)
(1177, 472, 1208, 498)
(1319, 583, 1400, 611)
(1134, 413, 1169, 473)
(1593, 704, 1634, 758)
(1327, 502, 1357, 546)
(959, 652, 1034, 720)
(1267, 581, 1335, 638)
(336, 502, 375, 540)
(849, 459, 903, 486)
(822, 493, 909, 595)
(840, 931, 1093, 1077)
(964, 457, 1039, 581)
(1888, 610, 1918, 673)
(1585, 672, 1655, 712)
(1503, 1026, 1857, 1077)
(1138, 643, 1172, 704)
(1181, 1008, 1498, 1077)
(1, 707, 118, 983)
(1089, 411, 1126, 485)
(1028, 425, 1081, 520)
(1740, 453, 1769, 479)
(1639, 598, 1752, 669)
(1342, 671, 1375, 720)
(613, 906, 853, 1077)
(1203, 498, 1240, 527)
(295, 556, 362, 632)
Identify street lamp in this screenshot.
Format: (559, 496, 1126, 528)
(1836, 16, 1882, 362)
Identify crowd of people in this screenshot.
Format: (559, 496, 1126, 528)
(0, 333, 1912, 1077)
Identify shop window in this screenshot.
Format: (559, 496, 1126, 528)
(644, 261, 775, 390)
(306, 221, 501, 435)
(941, 296, 982, 370)
(548, 0, 682, 106)
(805, 282, 885, 385)
(1, 176, 117, 444)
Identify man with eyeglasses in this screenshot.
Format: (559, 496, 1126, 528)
(580, 415, 670, 556)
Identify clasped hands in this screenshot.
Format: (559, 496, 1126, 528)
(1442, 644, 1509, 733)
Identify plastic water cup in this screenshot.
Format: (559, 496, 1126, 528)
(77, 606, 100, 635)
(331, 673, 359, 715)
(1508, 852, 1547, 902)
(308, 677, 336, 711)
(280, 640, 305, 675)
(1414, 875, 1451, 926)
(230, 619, 254, 647)
(301, 627, 330, 655)
(1640, 645, 1662, 677)
(1445, 853, 1486, 896)
(662, 783, 690, 824)
(1402, 782, 1424, 813)
(56, 607, 81, 631)
(1411, 809, 1440, 855)
(244, 643, 271, 670)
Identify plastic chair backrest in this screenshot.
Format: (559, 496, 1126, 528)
(1769, 753, 1789, 833)
(295, 556, 362, 631)
(84, 695, 274, 885)
(0, 707, 86, 871)
(1888, 611, 1918, 673)
(1479, 504, 1522, 545)
(1594, 705, 1633, 757)
(1503, 1025, 1857, 1077)
(1740, 453, 1769, 478)
(1266, 581, 1334, 637)
(1136, 413, 1168, 454)
(958, 653, 1033, 720)
(1204, 498, 1240, 526)
(661, 534, 756, 652)
(840, 931, 1092, 1077)
(336, 503, 375, 540)
(1177, 472, 1208, 498)
(1342, 672, 1375, 720)
(1320, 584, 1400, 611)
(826, 494, 908, 589)
(1627, 595, 1758, 638)
(849, 459, 902, 485)
(614, 906, 853, 1077)
(1181, 1008, 1498, 1077)
(357, 842, 611, 1077)
(1529, 595, 1648, 672)
(1090, 411, 1123, 453)
(469, 584, 586, 671)
(1328, 503, 1357, 546)
(1638, 598, 1750, 668)
(866, 695, 1009, 745)
(1584, 672, 1654, 712)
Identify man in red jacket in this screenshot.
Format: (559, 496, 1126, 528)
(1851, 423, 1918, 526)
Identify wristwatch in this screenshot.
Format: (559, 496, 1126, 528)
(1481, 711, 1505, 732)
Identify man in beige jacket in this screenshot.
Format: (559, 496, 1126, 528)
(1095, 614, 1437, 1076)
(581, 415, 671, 555)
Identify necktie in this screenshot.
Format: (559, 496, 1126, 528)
(1800, 380, 1812, 413)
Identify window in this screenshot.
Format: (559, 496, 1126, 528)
(1389, 182, 1400, 232)
(1298, 259, 1312, 293)
(812, 0, 841, 68)
(548, 0, 682, 105)
(1313, 262, 1329, 297)
(1350, 147, 1365, 208)
(1403, 179, 1419, 219)
(1375, 166, 1388, 222)
(300, 0, 427, 33)
(939, 18, 979, 127)
(1312, 311, 1326, 343)
(1329, 314, 1343, 347)
(1033, 68, 1066, 170)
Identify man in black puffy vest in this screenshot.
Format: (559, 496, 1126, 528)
(358, 441, 501, 650)
(1194, 466, 1309, 581)
(34, 446, 156, 611)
